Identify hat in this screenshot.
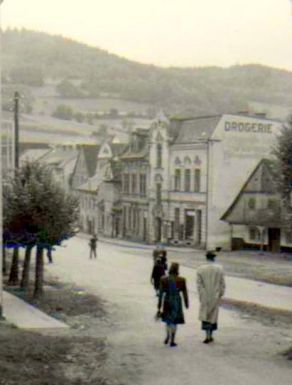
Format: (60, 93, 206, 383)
(206, 251, 216, 260)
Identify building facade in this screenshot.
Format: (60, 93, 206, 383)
(120, 112, 283, 249)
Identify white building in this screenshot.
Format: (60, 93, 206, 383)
(121, 112, 283, 249)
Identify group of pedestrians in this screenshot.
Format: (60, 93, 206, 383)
(151, 245, 225, 347)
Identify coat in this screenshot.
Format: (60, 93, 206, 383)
(196, 262, 225, 325)
(151, 263, 166, 290)
(158, 275, 189, 325)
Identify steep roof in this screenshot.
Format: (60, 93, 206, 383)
(221, 158, 278, 224)
(171, 115, 221, 144)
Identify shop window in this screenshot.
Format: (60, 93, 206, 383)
(174, 208, 180, 234)
(248, 197, 256, 210)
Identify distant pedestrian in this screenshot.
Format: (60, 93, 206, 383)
(157, 262, 189, 347)
(197, 250, 225, 344)
(47, 245, 53, 264)
(151, 258, 167, 296)
(89, 234, 98, 259)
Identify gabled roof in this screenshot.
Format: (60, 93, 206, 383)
(221, 158, 278, 223)
(170, 115, 222, 144)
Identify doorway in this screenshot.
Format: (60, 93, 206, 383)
(185, 210, 195, 240)
(268, 228, 281, 252)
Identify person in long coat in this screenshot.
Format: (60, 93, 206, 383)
(197, 251, 225, 344)
(157, 262, 189, 347)
(151, 258, 167, 296)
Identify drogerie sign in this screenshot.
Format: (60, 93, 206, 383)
(224, 121, 272, 134)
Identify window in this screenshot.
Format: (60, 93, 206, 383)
(249, 227, 260, 241)
(194, 169, 201, 192)
(140, 174, 146, 196)
(174, 169, 181, 191)
(184, 169, 191, 192)
(157, 144, 162, 168)
(174, 208, 180, 234)
(285, 231, 292, 244)
(248, 197, 256, 210)
(267, 199, 277, 210)
(128, 207, 131, 229)
(156, 183, 162, 203)
(131, 174, 137, 194)
(123, 174, 129, 194)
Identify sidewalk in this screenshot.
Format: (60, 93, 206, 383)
(77, 232, 196, 253)
(2, 291, 68, 329)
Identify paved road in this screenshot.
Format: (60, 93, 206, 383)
(48, 236, 292, 385)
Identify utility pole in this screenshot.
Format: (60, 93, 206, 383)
(14, 91, 19, 169)
(0, 0, 5, 318)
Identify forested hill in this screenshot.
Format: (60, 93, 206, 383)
(2, 29, 292, 116)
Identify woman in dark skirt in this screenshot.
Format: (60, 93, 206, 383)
(157, 262, 189, 347)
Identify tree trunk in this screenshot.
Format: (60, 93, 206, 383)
(8, 248, 19, 286)
(20, 245, 34, 290)
(34, 246, 44, 298)
(2, 244, 7, 275)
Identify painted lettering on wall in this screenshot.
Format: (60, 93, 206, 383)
(224, 121, 272, 134)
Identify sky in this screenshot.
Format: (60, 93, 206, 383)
(1, 0, 292, 70)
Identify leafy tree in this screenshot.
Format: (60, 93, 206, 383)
(52, 104, 74, 120)
(74, 111, 85, 123)
(273, 116, 292, 226)
(3, 162, 79, 297)
(56, 79, 83, 98)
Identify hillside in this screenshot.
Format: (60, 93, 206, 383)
(2, 28, 292, 116)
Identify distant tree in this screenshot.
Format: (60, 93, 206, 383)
(3, 162, 79, 297)
(85, 113, 94, 125)
(109, 108, 119, 118)
(74, 111, 85, 123)
(56, 79, 83, 98)
(9, 66, 44, 87)
(52, 104, 74, 120)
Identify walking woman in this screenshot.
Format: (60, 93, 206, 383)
(157, 262, 189, 347)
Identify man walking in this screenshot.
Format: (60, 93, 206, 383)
(197, 250, 225, 344)
(89, 234, 98, 259)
